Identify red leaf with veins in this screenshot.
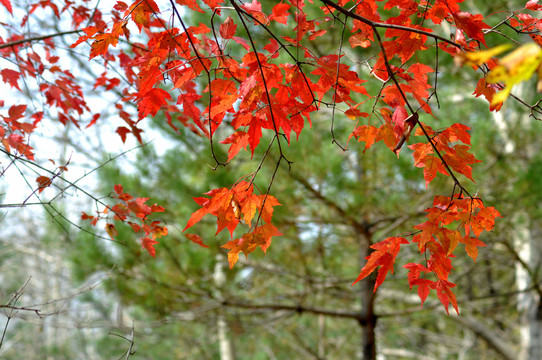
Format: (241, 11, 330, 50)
(453, 12, 490, 45)
(0, 69, 21, 90)
(220, 16, 236, 39)
(269, 3, 290, 24)
(220, 131, 250, 161)
(352, 125, 379, 153)
(392, 106, 408, 137)
(138, 88, 171, 119)
(352, 237, 409, 290)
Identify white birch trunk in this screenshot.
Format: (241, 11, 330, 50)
(492, 90, 542, 360)
(515, 217, 542, 360)
(213, 255, 234, 360)
(496, 94, 542, 359)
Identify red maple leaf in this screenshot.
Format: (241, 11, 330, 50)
(392, 106, 408, 137)
(435, 279, 459, 315)
(221, 224, 282, 268)
(240, 0, 268, 24)
(175, 0, 205, 13)
(460, 236, 486, 262)
(127, 197, 152, 219)
(259, 195, 281, 224)
(220, 131, 250, 161)
(453, 12, 490, 45)
(349, 32, 372, 48)
(2, 105, 34, 133)
(352, 125, 379, 153)
(126, 0, 160, 30)
(141, 237, 159, 257)
(469, 206, 501, 237)
(36, 176, 53, 193)
(269, 3, 290, 24)
(421, 155, 449, 187)
(0, 0, 12, 14)
(352, 237, 409, 291)
(0, 69, 21, 90)
(240, 194, 260, 226)
(220, 16, 236, 39)
(403, 263, 433, 307)
(138, 88, 172, 119)
(526, 0, 542, 10)
(89, 32, 119, 59)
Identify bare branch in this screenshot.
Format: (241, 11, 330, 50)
(0, 30, 81, 50)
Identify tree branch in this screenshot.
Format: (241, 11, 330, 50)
(221, 299, 367, 323)
(287, 170, 372, 239)
(0, 30, 81, 49)
(450, 315, 516, 360)
(319, 0, 461, 49)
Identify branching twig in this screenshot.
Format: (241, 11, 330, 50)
(110, 322, 136, 360)
(0, 278, 32, 350)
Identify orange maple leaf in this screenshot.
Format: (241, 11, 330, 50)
(138, 88, 171, 119)
(352, 237, 409, 291)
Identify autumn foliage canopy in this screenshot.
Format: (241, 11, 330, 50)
(2, 0, 542, 314)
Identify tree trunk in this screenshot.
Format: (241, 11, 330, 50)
(516, 215, 542, 360)
(359, 234, 377, 360)
(213, 255, 234, 360)
(491, 84, 542, 360)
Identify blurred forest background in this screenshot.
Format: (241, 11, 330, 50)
(1, 0, 542, 359)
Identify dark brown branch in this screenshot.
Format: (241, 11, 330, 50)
(329, 12, 349, 150)
(168, 0, 227, 167)
(221, 299, 368, 322)
(0, 30, 81, 50)
(319, 0, 461, 49)
(230, 0, 287, 159)
(225, 3, 317, 105)
(0, 305, 42, 317)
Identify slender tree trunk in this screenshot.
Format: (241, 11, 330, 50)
(516, 215, 542, 360)
(317, 313, 325, 358)
(217, 315, 234, 360)
(499, 82, 542, 360)
(359, 234, 377, 360)
(489, 84, 542, 360)
(213, 255, 234, 360)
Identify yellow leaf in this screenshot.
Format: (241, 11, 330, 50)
(455, 44, 512, 67)
(487, 43, 542, 104)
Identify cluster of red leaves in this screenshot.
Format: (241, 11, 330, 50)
(512, 5, 542, 47)
(353, 122, 499, 313)
(4, 0, 542, 312)
(0, 104, 40, 160)
(0, 0, 166, 257)
(81, 185, 167, 257)
(354, 195, 500, 314)
(1, 0, 102, 152)
(409, 123, 481, 187)
(183, 180, 281, 268)
(454, 5, 542, 111)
